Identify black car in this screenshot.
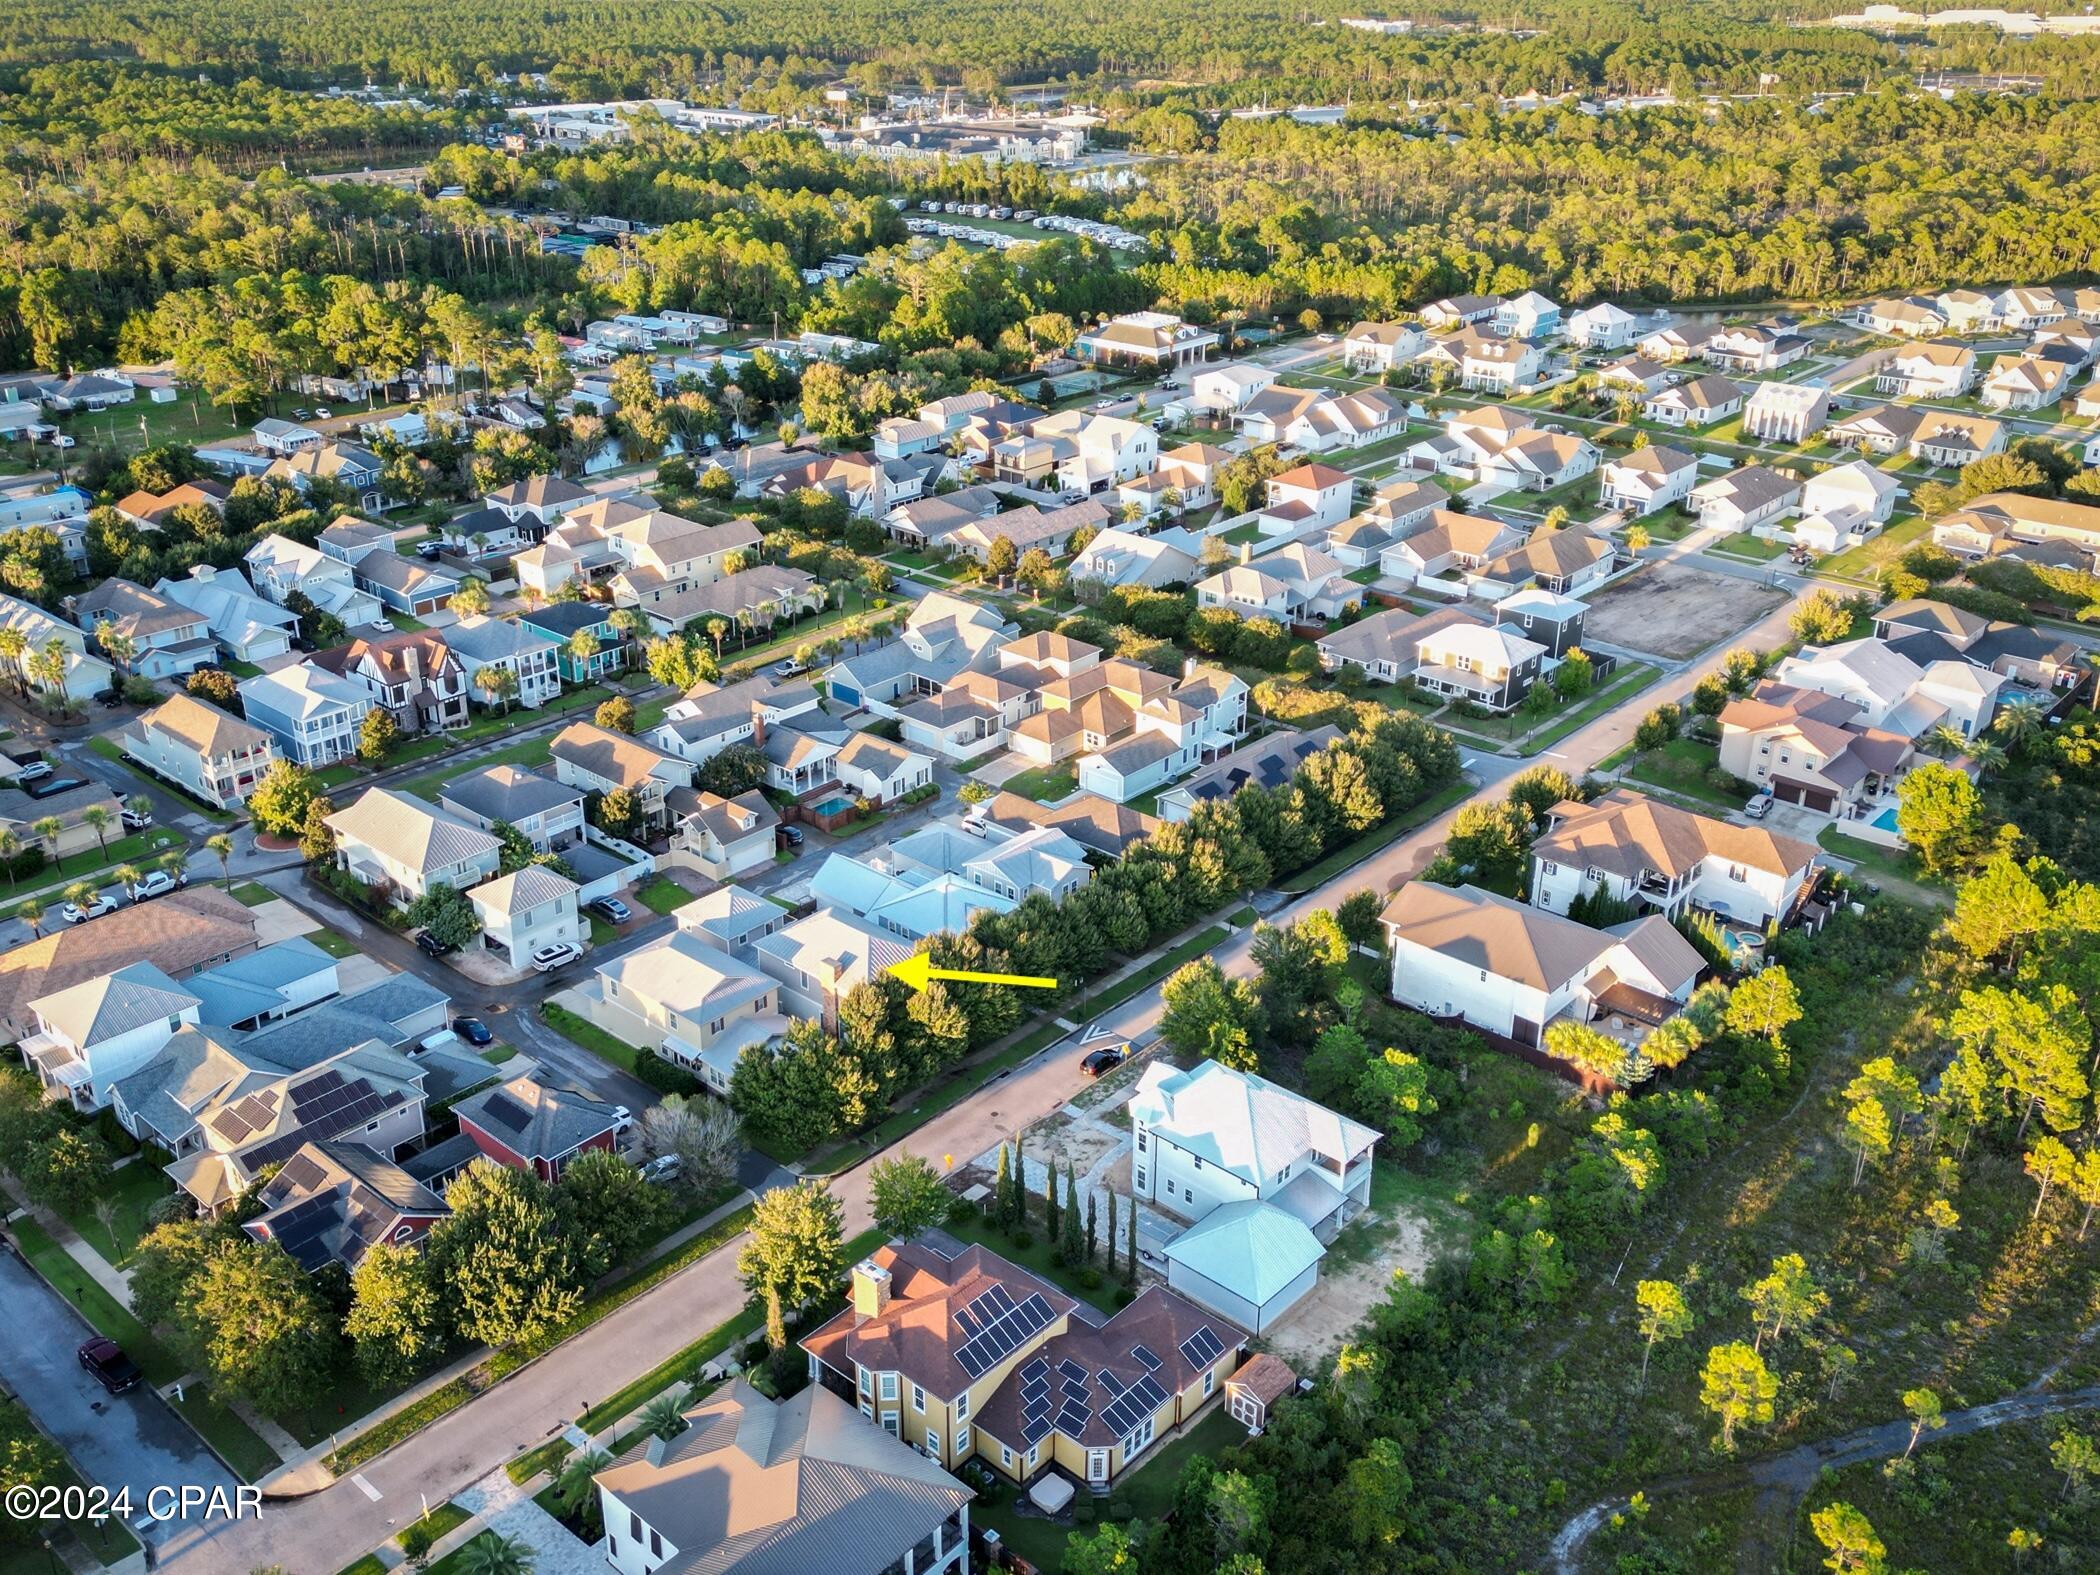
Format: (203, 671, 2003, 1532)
(1080, 1045, 1127, 1078)
(96, 689, 124, 709)
(778, 825, 805, 847)
(415, 929, 459, 958)
(77, 1337, 141, 1395)
(450, 1016, 494, 1046)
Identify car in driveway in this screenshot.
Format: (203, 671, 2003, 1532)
(120, 804, 152, 830)
(611, 1104, 635, 1133)
(450, 1016, 494, 1046)
(777, 824, 805, 847)
(641, 1153, 682, 1185)
(1080, 1044, 1127, 1078)
(531, 941, 582, 973)
(60, 894, 118, 924)
(13, 758, 51, 782)
(1743, 793, 1774, 821)
(415, 929, 460, 958)
(130, 869, 183, 901)
(77, 1337, 141, 1395)
(587, 895, 632, 924)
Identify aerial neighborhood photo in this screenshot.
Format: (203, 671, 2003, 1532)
(6, 3, 2100, 1574)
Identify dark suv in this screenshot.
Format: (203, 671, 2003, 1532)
(78, 1337, 141, 1395)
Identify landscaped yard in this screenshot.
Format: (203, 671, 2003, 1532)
(229, 881, 274, 906)
(1814, 511, 1932, 585)
(1706, 530, 1786, 562)
(1622, 736, 1741, 810)
(396, 735, 552, 800)
(542, 1002, 643, 1074)
(633, 875, 693, 915)
(55, 1162, 172, 1267)
(1000, 765, 1077, 803)
(940, 1214, 1123, 1317)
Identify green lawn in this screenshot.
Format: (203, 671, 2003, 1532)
(451, 685, 613, 743)
(542, 1002, 643, 1074)
(54, 1162, 172, 1267)
(385, 610, 428, 633)
(314, 762, 362, 789)
(1623, 737, 1739, 809)
(229, 881, 275, 906)
(1814, 511, 1933, 585)
(2, 828, 189, 919)
(1001, 765, 1077, 803)
(397, 735, 552, 800)
(634, 875, 695, 915)
(59, 388, 245, 451)
(1706, 530, 1786, 562)
(1220, 521, 1266, 545)
(940, 1214, 1122, 1316)
(304, 927, 360, 958)
(1516, 662, 1660, 756)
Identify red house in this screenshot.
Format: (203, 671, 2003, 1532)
(453, 1074, 623, 1181)
(242, 1140, 450, 1273)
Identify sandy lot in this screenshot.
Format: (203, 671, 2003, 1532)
(1263, 1200, 1459, 1369)
(1582, 561, 1788, 661)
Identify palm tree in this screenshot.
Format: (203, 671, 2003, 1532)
(127, 795, 152, 827)
(1925, 724, 1970, 760)
(81, 806, 113, 857)
(554, 1448, 611, 1513)
(476, 663, 517, 715)
(456, 1532, 535, 1575)
(636, 1393, 687, 1442)
(31, 816, 62, 866)
(94, 620, 136, 672)
(114, 864, 142, 901)
(705, 618, 729, 656)
(20, 899, 43, 938)
(206, 833, 234, 887)
(0, 628, 26, 694)
(156, 850, 186, 882)
(30, 639, 69, 713)
(1992, 694, 2048, 749)
(62, 882, 95, 914)
(1964, 738, 2008, 774)
(0, 828, 17, 890)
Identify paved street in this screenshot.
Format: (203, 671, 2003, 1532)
(0, 1249, 239, 1552)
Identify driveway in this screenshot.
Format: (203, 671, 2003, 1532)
(0, 1247, 239, 1549)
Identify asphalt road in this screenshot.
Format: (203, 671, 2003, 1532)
(0, 1249, 240, 1551)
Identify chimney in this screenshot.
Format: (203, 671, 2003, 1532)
(1183, 656, 1197, 680)
(1239, 541, 1252, 565)
(851, 1258, 891, 1321)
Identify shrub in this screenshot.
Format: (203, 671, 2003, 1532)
(946, 1195, 978, 1225)
(1704, 765, 1755, 798)
(1114, 1285, 1137, 1308)
(1077, 1267, 1102, 1290)
(1010, 1228, 1033, 1249)
(1072, 1500, 1095, 1525)
(1108, 1497, 1132, 1521)
(632, 1052, 703, 1097)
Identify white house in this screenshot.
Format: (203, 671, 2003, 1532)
(1131, 1056, 1379, 1329)
(1876, 339, 1976, 399)
(1599, 446, 1699, 515)
(120, 694, 275, 810)
(445, 615, 563, 711)
(1741, 381, 1831, 444)
(1690, 465, 1802, 534)
(253, 418, 323, 456)
(20, 963, 203, 1114)
(1789, 459, 1902, 552)
(1529, 788, 1821, 930)
(1340, 321, 1425, 373)
(1772, 636, 2003, 741)
(1566, 302, 1639, 350)
(1256, 463, 1355, 535)
(469, 865, 583, 971)
(1380, 881, 1706, 1052)
(833, 732, 934, 805)
(1643, 373, 1743, 429)
(326, 787, 503, 905)
(1189, 362, 1278, 415)
(753, 909, 909, 1030)
(1981, 353, 2073, 412)
(237, 661, 374, 767)
(154, 564, 298, 665)
(1196, 542, 1361, 623)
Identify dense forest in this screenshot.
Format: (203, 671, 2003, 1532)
(0, 0, 2097, 106)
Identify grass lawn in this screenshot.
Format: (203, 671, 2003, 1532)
(396, 735, 552, 800)
(0, 1403, 142, 1568)
(1516, 662, 1660, 756)
(1817, 825, 1950, 906)
(1639, 512, 1698, 543)
(61, 388, 245, 450)
(1814, 510, 1932, 585)
(1220, 520, 1265, 546)
(587, 914, 618, 947)
(1622, 737, 1738, 809)
(2, 829, 188, 918)
(385, 610, 428, 633)
(54, 1163, 172, 1267)
(1706, 530, 1786, 562)
(314, 762, 362, 789)
(229, 881, 275, 906)
(634, 875, 694, 916)
(334, 1557, 390, 1575)
(452, 685, 612, 743)
(1001, 765, 1077, 803)
(940, 1214, 1122, 1316)
(304, 927, 360, 958)
(542, 1002, 642, 1074)
(378, 734, 453, 769)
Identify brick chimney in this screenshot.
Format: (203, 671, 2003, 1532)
(851, 1258, 891, 1321)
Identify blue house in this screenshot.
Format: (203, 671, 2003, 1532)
(518, 602, 631, 683)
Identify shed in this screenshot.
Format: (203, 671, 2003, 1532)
(1224, 1352, 1299, 1433)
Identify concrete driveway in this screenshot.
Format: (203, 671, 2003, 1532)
(0, 1247, 239, 1549)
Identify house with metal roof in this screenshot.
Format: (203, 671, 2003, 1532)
(444, 614, 562, 710)
(242, 1139, 449, 1273)
(454, 1074, 623, 1181)
(153, 564, 298, 664)
(469, 864, 584, 971)
(186, 936, 340, 1030)
(674, 883, 790, 955)
(585, 931, 785, 1093)
(327, 787, 503, 904)
(754, 908, 911, 1030)
(19, 962, 204, 1114)
(239, 659, 376, 767)
(1160, 1199, 1326, 1334)
(594, 1377, 973, 1575)
(120, 692, 275, 809)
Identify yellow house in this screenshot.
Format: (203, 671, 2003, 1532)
(800, 1240, 1246, 1493)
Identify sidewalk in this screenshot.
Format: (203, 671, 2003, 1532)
(0, 1183, 135, 1307)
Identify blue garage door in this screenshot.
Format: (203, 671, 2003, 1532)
(832, 683, 861, 708)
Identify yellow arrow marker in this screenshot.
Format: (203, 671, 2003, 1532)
(887, 952, 1058, 993)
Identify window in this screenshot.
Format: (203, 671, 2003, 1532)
(1026, 1444, 1039, 1468)
(630, 1512, 643, 1540)
(912, 1384, 924, 1412)
(956, 1426, 971, 1455)
(1136, 1131, 1146, 1152)
(879, 1372, 897, 1401)
(926, 1430, 942, 1459)
(1203, 1369, 1215, 1397)
(955, 1390, 969, 1422)
(881, 1412, 898, 1435)
(1134, 1168, 1146, 1189)
(1001, 1445, 1014, 1469)
(650, 1530, 662, 1558)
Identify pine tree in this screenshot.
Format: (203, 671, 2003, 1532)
(1085, 1188, 1099, 1267)
(1105, 1191, 1118, 1275)
(992, 1144, 1012, 1228)
(1060, 1167, 1083, 1267)
(1044, 1155, 1059, 1236)
(1125, 1195, 1139, 1285)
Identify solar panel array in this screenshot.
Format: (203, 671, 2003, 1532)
(263, 1191, 346, 1272)
(1178, 1326, 1225, 1369)
(953, 1284, 1055, 1379)
(1098, 1374, 1169, 1442)
(1096, 1369, 1123, 1396)
(1055, 1401, 1090, 1435)
(242, 1073, 407, 1173)
(1056, 1359, 1090, 1384)
(1020, 1352, 1055, 1443)
(1131, 1344, 1162, 1372)
(478, 1089, 534, 1136)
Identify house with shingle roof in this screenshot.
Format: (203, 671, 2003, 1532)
(453, 1074, 621, 1181)
(634, 564, 824, 636)
(326, 787, 503, 903)
(1530, 787, 1821, 929)
(1982, 351, 2074, 412)
(973, 790, 1157, 859)
(72, 578, 214, 679)
(593, 1378, 974, 1575)
(1315, 603, 1485, 682)
(121, 693, 275, 809)
(1156, 726, 1343, 823)
(1598, 445, 1699, 516)
(669, 787, 780, 879)
(1377, 509, 1523, 585)
(1195, 541, 1361, 622)
(802, 1238, 1246, 1490)
(1877, 338, 1977, 399)
(1567, 302, 1640, 350)
(833, 732, 934, 805)
(586, 932, 784, 1093)
(314, 627, 470, 734)
(440, 763, 585, 853)
(1718, 679, 1921, 821)
(352, 547, 460, 616)
(114, 479, 230, 532)
(1478, 525, 1617, 597)
(1381, 880, 1706, 1054)
(1642, 372, 1744, 429)
(1341, 319, 1426, 373)
(1690, 464, 1802, 534)
(242, 1139, 450, 1274)
(245, 532, 388, 631)
(549, 721, 693, 833)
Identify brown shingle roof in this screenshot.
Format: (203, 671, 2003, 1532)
(0, 888, 256, 1039)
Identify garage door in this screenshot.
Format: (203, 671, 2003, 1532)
(831, 683, 861, 709)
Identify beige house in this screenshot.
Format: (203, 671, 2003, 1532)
(669, 787, 779, 880)
(584, 928, 784, 1092)
(325, 787, 502, 904)
(468, 864, 583, 970)
(120, 693, 275, 809)
(549, 722, 694, 835)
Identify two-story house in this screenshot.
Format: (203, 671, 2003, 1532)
(1719, 680, 1920, 821)
(74, 579, 215, 679)
(440, 764, 585, 853)
(519, 602, 633, 683)
(549, 722, 694, 836)
(468, 864, 584, 971)
(315, 629, 470, 734)
(513, 495, 762, 604)
(153, 564, 299, 665)
(1599, 445, 1699, 516)
(1194, 542, 1361, 624)
(20, 962, 203, 1116)
(326, 787, 503, 905)
(242, 1140, 450, 1275)
(1877, 339, 1977, 399)
(444, 614, 562, 710)
(670, 787, 780, 881)
(752, 908, 909, 1031)
(244, 533, 388, 631)
(1341, 320, 1425, 373)
(1132, 1056, 1380, 1330)
(237, 661, 375, 768)
(1411, 619, 1546, 712)
(120, 694, 275, 811)
(587, 929, 784, 1093)
(1529, 788, 1821, 930)
(264, 440, 390, 512)
(453, 1075, 623, 1182)
(1741, 381, 1831, 444)
(485, 473, 593, 539)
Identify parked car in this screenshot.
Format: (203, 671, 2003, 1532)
(14, 759, 52, 783)
(610, 1104, 634, 1133)
(130, 869, 182, 900)
(45, 433, 76, 449)
(587, 896, 632, 925)
(60, 894, 118, 924)
(417, 541, 446, 560)
(778, 825, 805, 847)
(1080, 1044, 1127, 1078)
(77, 1338, 141, 1396)
(292, 408, 311, 419)
(120, 805, 152, 830)
(450, 1016, 494, 1046)
(641, 1153, 682, 1185)
(314, 407, 332, 419)
(97, 689, 124, 709)
(531, 941, 582, 973)
(771, 657, 808, 678)
(1743, 793, 1774, 821)
(415, 929, 460, 958)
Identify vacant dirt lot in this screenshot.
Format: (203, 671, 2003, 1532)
(1583, 561, 1788, 661)
(1265, 1203, 1450, 1368)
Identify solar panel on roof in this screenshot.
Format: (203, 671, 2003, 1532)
(955, 1345, 988, 1379)
(953, 1284, 1055, 1379)
(1131, 1345, 1162, 1371)
(1179, 1326, 1225, 1368)
(480, 1090, 533, 1133)
(1056, 1359, 1089, 1384)
(1055, 1404, 1089, 1435)
(1019, 1357, 1049, 1383)
(1021, 1411, 1053, 1444)
(1097, 1369, 1123, 1395)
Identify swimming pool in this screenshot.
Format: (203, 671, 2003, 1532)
(1870, 807, 1900, 832)
(809, 795, 855, 816)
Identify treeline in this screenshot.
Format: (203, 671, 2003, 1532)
(1116, 88, 2100, 316)
(730, 706, 1460, 1155)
